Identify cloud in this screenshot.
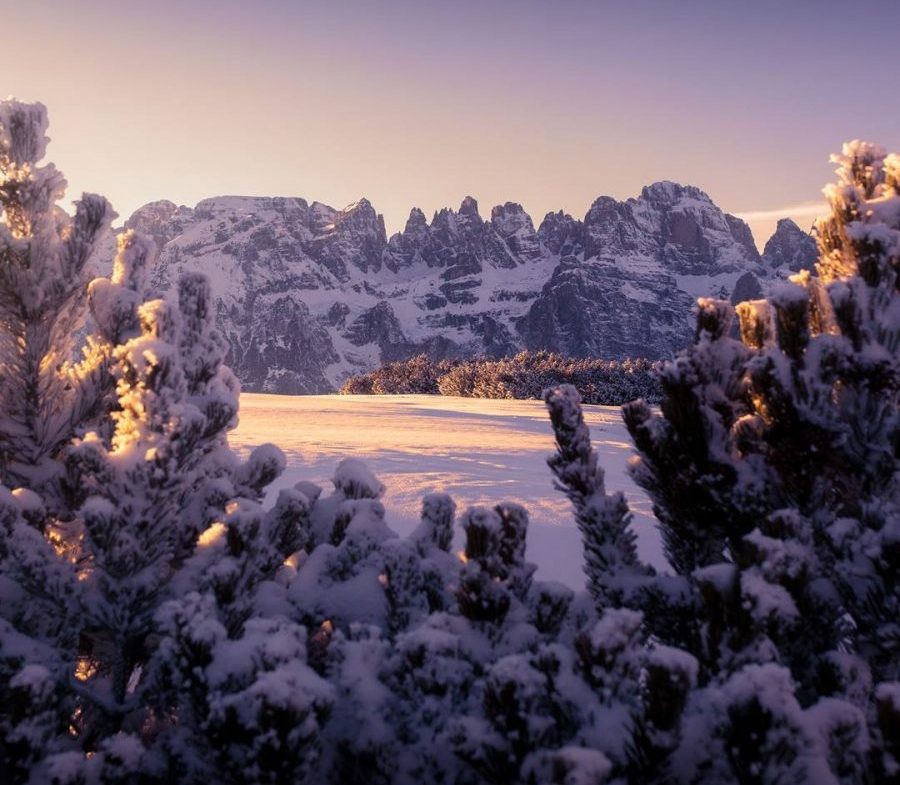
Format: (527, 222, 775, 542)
(734, 201, 828, 222)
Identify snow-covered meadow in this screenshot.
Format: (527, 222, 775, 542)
(231, 393, 663, 588)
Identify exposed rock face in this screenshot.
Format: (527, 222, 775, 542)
(519, 182, 764, 358)
(730, 271, 764, 305)
(310, 198, 387, 278)
(537, 211, 584, 258)
(490, 202, 543, 263)
(517, 260, 694, 359)
(225, 296, 338, 394)
(98, 184, 808, 392)
(344, 302, 406, 350)
(762, 218, 818, 273)
(726, 214, 762, 261)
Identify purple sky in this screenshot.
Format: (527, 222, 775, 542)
(7, 0, 900, 246)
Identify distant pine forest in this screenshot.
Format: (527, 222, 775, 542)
(340, 351, 662, 405)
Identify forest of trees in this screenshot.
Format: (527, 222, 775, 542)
(340, 353, 662, 405)
(0, 102, 898, 785)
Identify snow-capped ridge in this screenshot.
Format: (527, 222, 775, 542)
(108, 183, 810, 392)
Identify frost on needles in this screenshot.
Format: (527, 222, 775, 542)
(0, 100, 898, 785)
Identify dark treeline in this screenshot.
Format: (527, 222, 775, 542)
(340, 351, 662, 405)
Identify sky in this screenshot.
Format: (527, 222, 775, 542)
(5, 0, 900, 248)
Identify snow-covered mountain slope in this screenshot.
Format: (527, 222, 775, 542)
(231, 393, 661, 589)
(98, 184, 814, 392)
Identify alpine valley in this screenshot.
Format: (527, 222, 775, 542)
(100, 185, 817, 393)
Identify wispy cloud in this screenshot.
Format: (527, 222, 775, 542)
(734, 201, 828, 222)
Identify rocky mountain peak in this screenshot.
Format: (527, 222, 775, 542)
(126, 199, 179, 227)
(762, 218, 817, 273)
(490, 202, 540, 263)
(640, 180, 712, 205)
(580, 182, 763, 282)
(124, 199, 186, 252)
(725, 214, 761, 262)
(333, 198, 385, 238)
(309, 201, 337, 234)
(537, 211, 584, 258)
(310, 198, 387, 278)
(458, 195, 480, 218)
(404, 207, 427, 231)
(490, 202, 534, 236)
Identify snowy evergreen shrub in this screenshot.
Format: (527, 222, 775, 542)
(0, 107, 155, 507)
(455, 504, 533, 624)
(0, 99, 329, 784)
(545, 384, 652, 611)
(411, 492, 456, 555)
(630, 141, 898, 694)
(541, 140, 900, 783)
(0, 99, 151, 782)
(271, 449, 658, 785)
(340, 354, 456, 395)
(435, 359, 483, 398)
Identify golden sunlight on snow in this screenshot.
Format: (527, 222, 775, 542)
(231, 394, 661, 589)
(197, 522, 227, 549)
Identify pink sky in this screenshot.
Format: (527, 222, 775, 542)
(7, 0, 899, 247)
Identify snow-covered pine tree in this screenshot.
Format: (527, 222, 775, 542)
(624, 299, 756, 578)
(0, 101, 151, 502)
(544, 386, 706, 784)
(0, 99, 154, 783)
(444, 498, 673, 785)
(407, 492, 458, 616)
(85, 280, 331, 785)
(576, 139, 900, 783)
(321, 492, 461, 785)
(22, 276, 326, 784)
(0, 98, 328, 785)
(794, 141, 900, 688)
(544, 384, 652, 611)
(63, 289, 235, 732)
(282, 460, 408, 784)
(156, 592, 333, 785)
(454, 503, 534, 625)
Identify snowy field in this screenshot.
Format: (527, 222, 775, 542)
(231, 394, 663, 589)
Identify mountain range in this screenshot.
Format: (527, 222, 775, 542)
(103, 184, 818, 393)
